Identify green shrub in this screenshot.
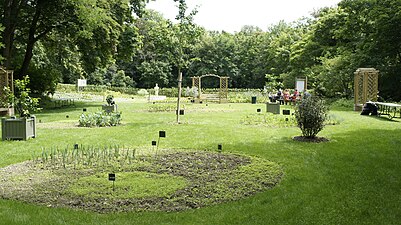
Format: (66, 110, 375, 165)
(137, 89, 149, 96)
(294, 96, 328, 138)
(79, 111, 122, 127)
(228, 90, 267, 103)
(330, 98, 354, 110)
(14, 76, 41, 117)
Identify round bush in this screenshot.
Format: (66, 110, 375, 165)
(294, 96, 328, 138)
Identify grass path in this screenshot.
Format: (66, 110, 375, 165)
(0, 100, 400, 224)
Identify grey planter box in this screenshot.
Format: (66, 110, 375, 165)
(2, 116, 36, 141)
(102, 104, 117, 113)
(266, 102, 280, 114)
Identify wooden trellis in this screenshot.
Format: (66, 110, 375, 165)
(0, 67, 14, 116)
(191, 74, 229, 103)
(0, 67, 13, 94)
(354, 68, 379, 111)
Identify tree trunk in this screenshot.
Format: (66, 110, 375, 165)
(17, 2, 41, 78)
(2, 0, 23, 69)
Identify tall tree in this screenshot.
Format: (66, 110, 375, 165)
(170, 0, 203, 123)
(1, 0, 26, 69)
(1, 0, 149, 89)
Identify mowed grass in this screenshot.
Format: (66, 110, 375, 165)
(0, 98, 400, 225)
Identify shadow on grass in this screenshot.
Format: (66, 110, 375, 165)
(357, 114, 400, 122)
(40, 101, 103, 114)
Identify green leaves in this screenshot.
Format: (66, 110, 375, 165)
(79, 111, 122, 127)
(13, 76, 41, 118)
(295, 96, 328, 138)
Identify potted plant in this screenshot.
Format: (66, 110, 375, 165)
(1, 76, 40, 140)
(102, 94, 117, 113)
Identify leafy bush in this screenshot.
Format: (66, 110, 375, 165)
(228, 90, 267, 103)
(14, 76, 41, 117)
(79, 111, 122, 127)
(329, 98, 354, 110)
(27, 65, 60, 95)
(137, 89, 149, 96)
(294, 96, 328, 138)
(0, 86, 13, 108)
(159, 87, 178, 97)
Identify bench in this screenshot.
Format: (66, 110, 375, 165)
(374, 102, 401, 119)
(201, 94, 220, 102)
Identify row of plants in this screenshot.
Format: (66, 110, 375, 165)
(241, 113, 297, 127)
(32, 145, 136, 170)
(241, 111, 341, 128)
(148, 103, 178, 112)
(228, 92, 269, 103)
(78, 111, 122, 127)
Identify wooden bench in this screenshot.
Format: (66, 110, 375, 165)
(201, 94, 220, 102)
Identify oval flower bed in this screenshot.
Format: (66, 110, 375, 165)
(0, 150, 282, 213)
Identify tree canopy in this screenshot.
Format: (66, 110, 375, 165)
(1, 0, 400, 100)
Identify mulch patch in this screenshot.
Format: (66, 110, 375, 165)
(292, 136, 330, 143)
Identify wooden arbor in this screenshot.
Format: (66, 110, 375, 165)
(354, 68, 379, 111)
(0, 67, 14, 116)
(191, 74, 229, 103)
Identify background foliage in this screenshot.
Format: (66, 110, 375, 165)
(1, 0, 401, 101)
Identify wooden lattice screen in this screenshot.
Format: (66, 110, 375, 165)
(219, 77, 229, 103)
(192, 76, 201, 97)
(354, 68, 379, 111)
(0, 67, 14, 115)
(0, 67, 13, 93)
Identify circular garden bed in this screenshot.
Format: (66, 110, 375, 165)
(0, 150, 282, 213)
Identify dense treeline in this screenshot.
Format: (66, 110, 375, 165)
(1, 0, 400, 100)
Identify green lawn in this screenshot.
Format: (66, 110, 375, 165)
(0, 99, 400, 225)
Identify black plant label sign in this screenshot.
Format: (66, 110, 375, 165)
(159, 131, 166, 138)
(283, 110, 291, 115)
(152, 141, 157, 146)
(109, 173, 116, 181)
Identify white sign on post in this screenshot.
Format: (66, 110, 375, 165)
(77, 79, 87, 92)
(295, 77, 307, 92)
(77, 79, 87, 87)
